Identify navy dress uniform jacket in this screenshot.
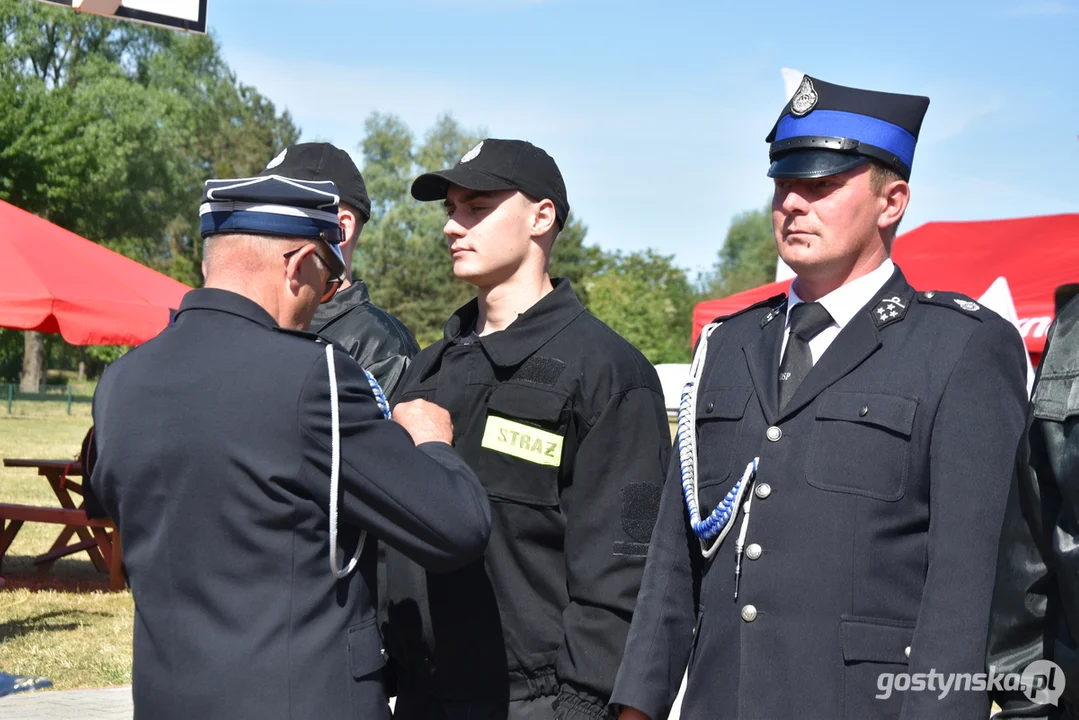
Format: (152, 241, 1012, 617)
(611, 267, 1028, 720)
(383, 279, 671, 718)
(87, 288, 492, 720)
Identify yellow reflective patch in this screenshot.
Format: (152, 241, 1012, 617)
(480, 415, 563, 467)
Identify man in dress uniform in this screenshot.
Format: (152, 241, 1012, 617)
(610, 76, 1029, 720)
(86, 174, 492, 720)
(260, 142, 420, 398)
(381, 139, 671, 719)
(986, 295, 1079, 718)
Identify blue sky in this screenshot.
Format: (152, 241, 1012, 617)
(207, 0, 1078, 278)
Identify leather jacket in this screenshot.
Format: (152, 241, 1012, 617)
(311, 280, 420, 400)
(987, 297, 1079, 719)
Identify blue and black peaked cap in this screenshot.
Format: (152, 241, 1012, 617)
(766, 75, 930, 182)
(198, 174, 346, 277)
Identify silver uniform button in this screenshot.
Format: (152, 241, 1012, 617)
(746, 543, 762, 560)
(741, 605, 758, 622)
(766, 426, 782, 442)
(904, 646, 911, 659)
(755, 483, 771, 499)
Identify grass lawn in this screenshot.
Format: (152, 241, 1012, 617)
(0, 409, 134, 690)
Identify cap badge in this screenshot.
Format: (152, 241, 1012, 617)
(954, 298, 981, 312)
(460, 141, 484, 164)
(790, 77, 819, 117)
(265, 148, 287, 170)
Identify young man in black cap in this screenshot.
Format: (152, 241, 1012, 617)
(381, 139, 671, 720)
(611, 76, 1029, 719)
(261, 142, 420, 398)
(86, 174, 492, 720)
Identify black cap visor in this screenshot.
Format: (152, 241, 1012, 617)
(411, 167, 519, 202)
(767, 149, 870, 179)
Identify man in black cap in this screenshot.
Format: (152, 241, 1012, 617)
(380, 139, 671, 720)
(86, 174, 492, 720)
(261, 142, 420, 398)
(610, 76, 1029, 719)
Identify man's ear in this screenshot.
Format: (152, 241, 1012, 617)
(339, 207, 359, 247)
(531, 198, 557, 239)
(878, 179, 910, 235)
(284, 244, 311, 296)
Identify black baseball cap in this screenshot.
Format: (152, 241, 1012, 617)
(260, 142, 371, 222)
(411, 139, 569, 229)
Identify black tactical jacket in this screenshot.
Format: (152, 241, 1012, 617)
(988, 297, 1079, 719)
(382, 279, 671, 719)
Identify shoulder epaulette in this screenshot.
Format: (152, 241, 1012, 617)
(916, 290, 985, 321)
(273, 327, 330, 343)
(707, 292, 788, 329)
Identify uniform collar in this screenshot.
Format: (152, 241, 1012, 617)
(310, 280, 371, 330)
(443, 278, 585, 367)
(174, 288, 279, 329)
(787, 258, 896, 332)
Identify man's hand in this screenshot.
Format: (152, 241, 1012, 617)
(618, 708, 650, 720)
(393, 399, 454, 446)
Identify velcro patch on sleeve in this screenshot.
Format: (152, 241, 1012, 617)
(621, 483, 662, 543)
(481, 415, 564, 467)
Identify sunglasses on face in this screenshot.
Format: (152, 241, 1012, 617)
(283, 246, 343, 303)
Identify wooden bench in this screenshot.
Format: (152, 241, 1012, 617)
(0, 503, 124, 591)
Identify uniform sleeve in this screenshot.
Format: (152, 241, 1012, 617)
(299, 346, 491, 574)
(608, 451, 700, 720)
(986, 318, 1071, 719)
(367, 352, 412, 404)
(553, 386, 671, 720)
(900, 319, 1028, 719)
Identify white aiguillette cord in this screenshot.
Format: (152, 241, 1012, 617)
(326, 343, 364, 580)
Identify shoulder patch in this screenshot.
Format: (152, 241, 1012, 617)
(917, 291, 985, 321)
(707, 293, 788, 328)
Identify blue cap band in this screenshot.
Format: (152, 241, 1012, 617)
(774, 110, 917, 170)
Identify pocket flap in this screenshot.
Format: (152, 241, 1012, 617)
(486, 384, 568, 424)
(348, 619, 386, 679)
(840, 617, 914, 664)
(696, 387, 753, 421)
(1032, 374, 1079, 422)
(816, 392, 917, 436)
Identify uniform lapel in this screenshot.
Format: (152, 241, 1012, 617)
(777, 269, 915, 421)
(743, 303, 787, 425)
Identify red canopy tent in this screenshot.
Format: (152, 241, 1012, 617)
(0, 199, 191, 345)
(693, 214, 1079, 366)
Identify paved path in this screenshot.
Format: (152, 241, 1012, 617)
(0, 685, 132, 719)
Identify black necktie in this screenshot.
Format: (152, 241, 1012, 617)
(778, 301, 834, 410)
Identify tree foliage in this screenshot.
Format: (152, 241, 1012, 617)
(0, 0, 297, 386)
(700, 204, 778, 299)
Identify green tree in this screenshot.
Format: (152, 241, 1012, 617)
(587, 250, 697, 364)
(700, 204, 778, 299)
(0, 0, 298, 387)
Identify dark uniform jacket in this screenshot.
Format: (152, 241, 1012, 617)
(987, 297, 1079, 719)
(611, 267, 1028, 720)
(311, 279, 420, 399)
(383, 278, 670, 719)
(87, 288, 492, 720)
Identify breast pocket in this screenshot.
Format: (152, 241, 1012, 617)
(694, 387, 753, 490)
(476, 384, 569, 508)
(806, 391, 918, 502)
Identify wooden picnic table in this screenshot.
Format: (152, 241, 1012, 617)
(1, 458, 125, 591)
